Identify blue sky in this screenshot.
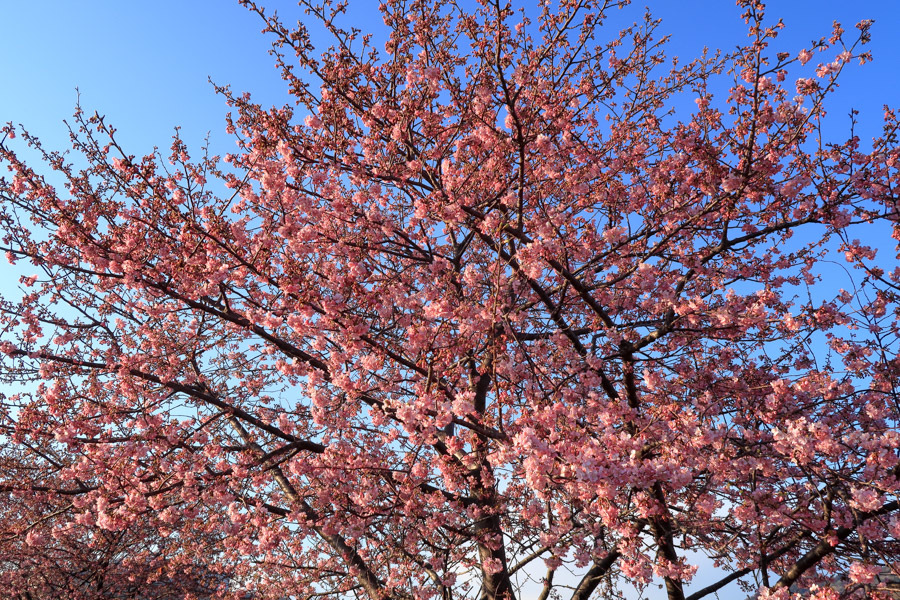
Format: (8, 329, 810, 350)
(1, 1, 898, 158)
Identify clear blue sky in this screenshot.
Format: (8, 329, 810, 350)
(1, 1, 898, 158)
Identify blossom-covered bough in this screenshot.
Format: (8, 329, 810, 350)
(1, 1, 899, 598)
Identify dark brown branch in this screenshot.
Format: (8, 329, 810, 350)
(570, 550, 621, 600)
(775, 501, 900, 591)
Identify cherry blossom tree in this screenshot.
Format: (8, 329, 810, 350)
(1, 1, 899, 599)
(0, 436, 237, 599)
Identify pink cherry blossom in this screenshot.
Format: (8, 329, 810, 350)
(0, 2, 898, 600)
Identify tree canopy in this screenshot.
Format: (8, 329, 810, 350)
(1, 1, 899, 599)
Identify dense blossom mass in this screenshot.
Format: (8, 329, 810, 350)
(1, 1, 899, 599)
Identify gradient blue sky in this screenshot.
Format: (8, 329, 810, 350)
(1, 1, 898, 159)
